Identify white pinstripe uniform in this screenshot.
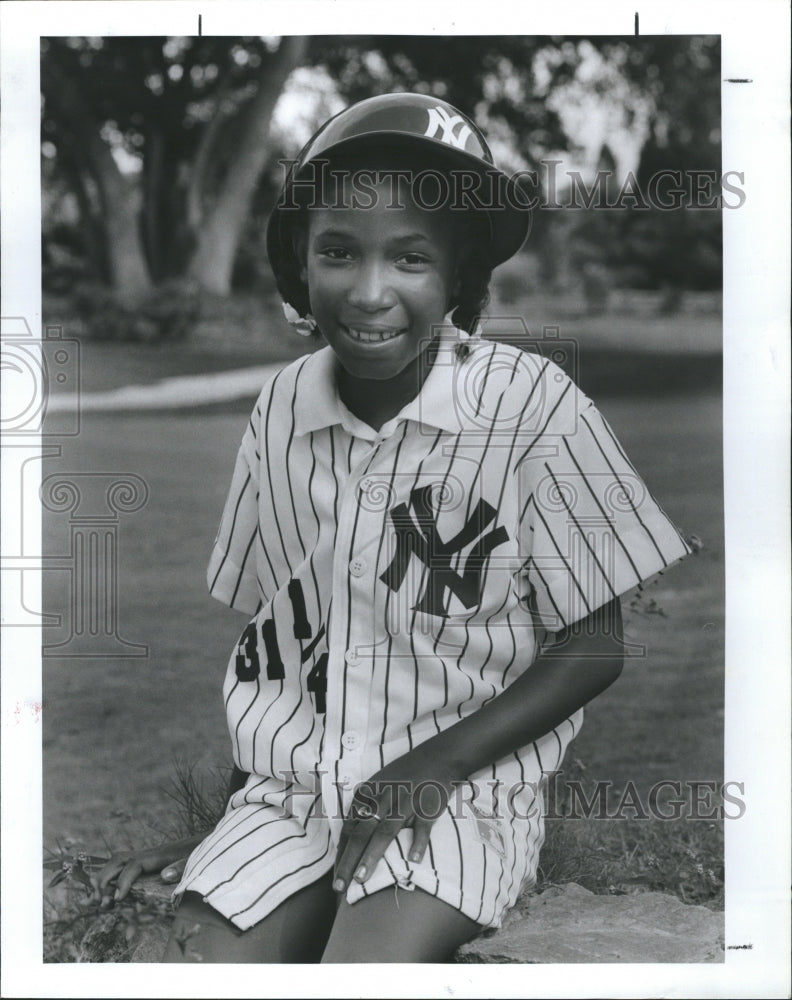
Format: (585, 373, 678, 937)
(174, 326, 691, 930)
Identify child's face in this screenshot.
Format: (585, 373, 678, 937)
(302, 177, 457, 382)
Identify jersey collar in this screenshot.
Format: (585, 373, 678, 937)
(293, 328, 470, 438)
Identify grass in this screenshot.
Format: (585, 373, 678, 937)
(40, 285, 724, 960)
(534, 758, 724, 910)
(539, 816, 724, 909)
(43, 755, 724, 962)
(42, 281, 721, 399)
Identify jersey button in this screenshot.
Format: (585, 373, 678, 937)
(345, 649, 359, 666)
(349, 557, 367, 577)
(341, 731, 361, 751)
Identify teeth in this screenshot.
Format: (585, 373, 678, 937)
(347, 327, 401, 343)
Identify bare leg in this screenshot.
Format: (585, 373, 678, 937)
(161, 874, 337, 963)
(321, 886, 480, 963)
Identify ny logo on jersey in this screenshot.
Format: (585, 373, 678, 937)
(380, 484, 509, 617)
(424, 106, 473, 149)
(235, 579, 328, 713)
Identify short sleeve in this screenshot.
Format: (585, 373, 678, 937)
(206, 405, 263, 616)
(517, 392, 691, 633)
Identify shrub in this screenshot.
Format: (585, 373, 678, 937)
(72, 280, 202, 342)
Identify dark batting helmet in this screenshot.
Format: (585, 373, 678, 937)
(266, 92, 533, 319)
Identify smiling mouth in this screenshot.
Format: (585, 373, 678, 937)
(344, 325, 404, 343)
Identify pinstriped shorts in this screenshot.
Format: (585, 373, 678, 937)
(174, 712, 581, 932)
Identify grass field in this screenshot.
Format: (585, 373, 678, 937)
(40, 292, 725, 956)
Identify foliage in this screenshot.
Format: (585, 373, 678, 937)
(548, 36, 723, 290)
(43, 844, 174, 962)
(43, 760, 230, 962)
(40, 34, 723, 306)
(160, 758, 231, 838)
(72, 279, 201, 341)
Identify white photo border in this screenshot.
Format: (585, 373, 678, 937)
(1, 1, 789, 997)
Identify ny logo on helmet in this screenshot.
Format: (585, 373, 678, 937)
(424, 107, 473, 150)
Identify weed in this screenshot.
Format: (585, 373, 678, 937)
(43, 842, 174, 962)
(159, 757, 230, 839)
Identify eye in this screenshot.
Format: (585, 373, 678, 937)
(397, 251, 431, 268)
(318, 246, 353, 262)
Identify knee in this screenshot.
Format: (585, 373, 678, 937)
(161, 892, 243, 963)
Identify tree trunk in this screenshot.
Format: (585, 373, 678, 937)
(142, 126, 165, 281)
(187, 36, 307, 295)
(91, 147, 151, 304)
(58, 151, 110, 285)
(186, 71, 235, 233)
(42, 51, 152, 304)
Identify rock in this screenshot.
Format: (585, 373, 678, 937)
(129, 921, 171, 963)
(45, 871, 175, 963)
(456, 883, 724, 964)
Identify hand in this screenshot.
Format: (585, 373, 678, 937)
(332, 748, 458, 894)
(91, 839, 197, 906)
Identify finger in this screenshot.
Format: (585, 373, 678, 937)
(333, 819, 370, 889)
(335, 816, 354, 870)
(113, 861, 145, 902)
(91, 858, 126, 901)
(407, 820, 432, 864)
(333, 816, 385, 891)
(160, 857, 187, 883)
(333, 783, 384, 887)
(346, 821, 404, 887)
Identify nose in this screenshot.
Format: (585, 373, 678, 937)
(346, 260, 397, 313)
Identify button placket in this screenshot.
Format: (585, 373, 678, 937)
(325, 442, 388, 758)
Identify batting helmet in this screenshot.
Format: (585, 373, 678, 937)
(266, 92, 532, 318)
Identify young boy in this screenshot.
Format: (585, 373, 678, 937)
(95, 94, 690, 962)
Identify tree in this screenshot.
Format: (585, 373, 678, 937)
(187, 36, 307, 293)
(41, 35, 571, 308)
(41, 41, 153, 304)
(41, 34, 722, 314)
(534, 36, 723, 290)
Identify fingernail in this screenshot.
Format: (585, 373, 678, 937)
(162, 867, 176, 881)
(409, 851, 421, 862)
(113, 889, 119, 901)
(354, 865, 367, 881)
(332, 878, 345, 892)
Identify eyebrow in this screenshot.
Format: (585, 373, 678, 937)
(310, 228, 437, 246)
(310, 228, 355, 241)
(387, 232, 435, 245)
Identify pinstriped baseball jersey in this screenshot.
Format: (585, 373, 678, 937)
(174, 327, 691, 929)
